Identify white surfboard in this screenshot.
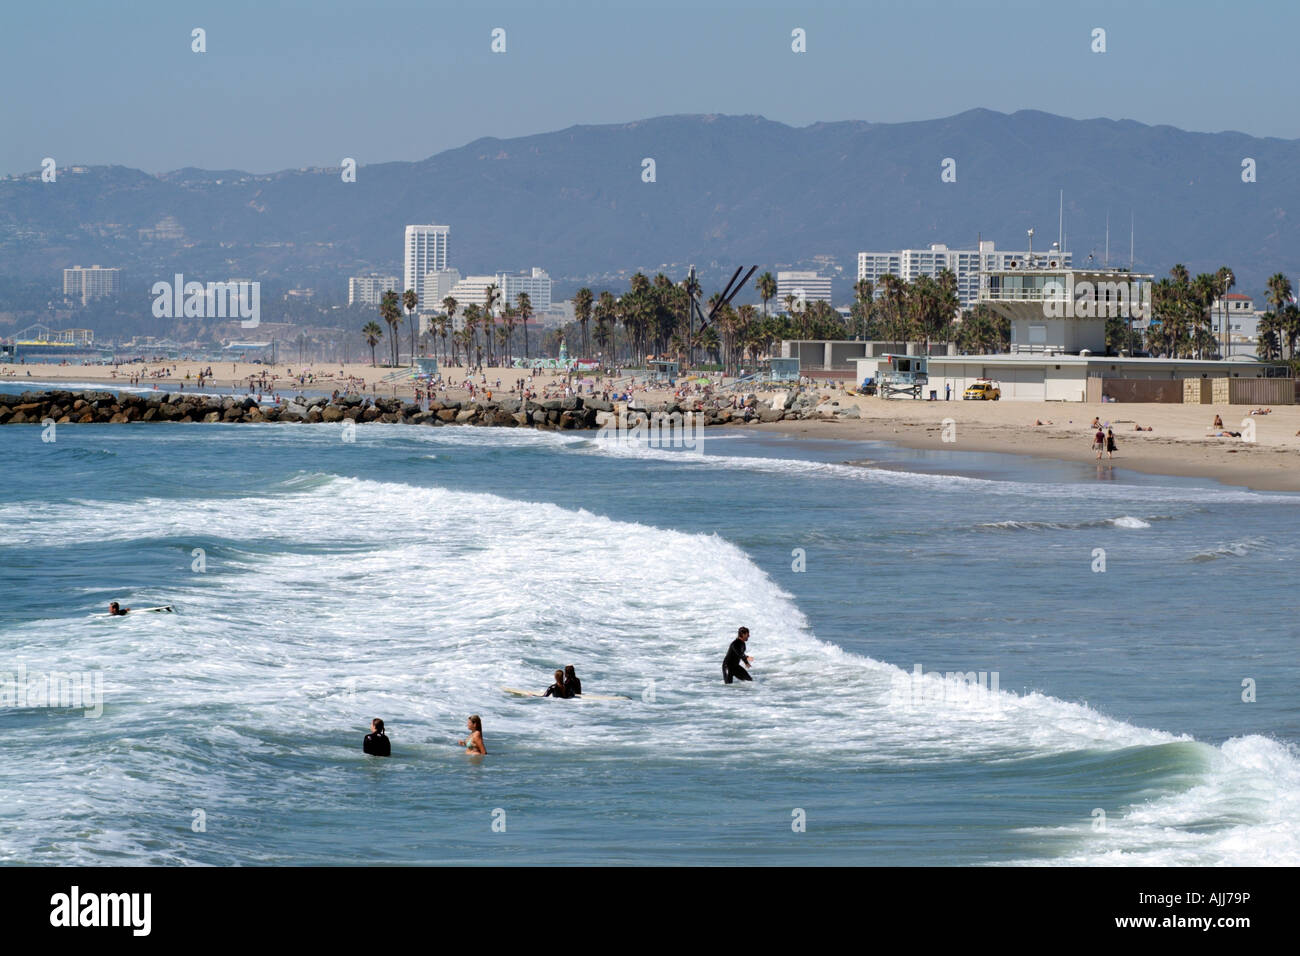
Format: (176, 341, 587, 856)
(96, 605, 175, 616)
(502, 687, 629, 700)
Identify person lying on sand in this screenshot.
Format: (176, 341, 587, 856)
(1132, 424, 1152, 431)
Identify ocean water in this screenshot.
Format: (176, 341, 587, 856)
(2, 394, 1298, 865)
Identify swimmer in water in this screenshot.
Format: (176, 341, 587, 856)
(363, 718, 390, 757)
(722, 626, 753, 684)
(108, 602, 130, 616)
(459, 715, 486, 754)
(563, 664, 581, 698)
(543, 669, 570, 698)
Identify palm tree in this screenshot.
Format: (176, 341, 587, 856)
(1190, 274, 1218, 358)
(483, 284, 500, 367)
(433, 312, 450, 365)
(462, 304, 482, 369)
(757, 271, 777, 319)
(1266, 273, 1293, 357)
(1257, 311, 1282, 361)
(1215, 266, 1235, 356)
(441, 296, 458, 367)
(574, 287, 593, 357)
(501, 303, 519, 363)
(594, 291, 617, 360)
(379, 290, 402, 366)
(402, 288, 418, 365)
(362, 321, 383, 366)
(852, 278, 875, 339)
(516, 292, 533, 360)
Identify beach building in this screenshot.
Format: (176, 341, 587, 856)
(403, 225, 450, 306)
(840, 263, 1292, 402)
(348, 275, 399, 307)
(62, 265, 122, 305)
(777, 271, 833, 305)
(439, 268, 553, 315)
(498, 268, 553, 312)
(858, 241, 1070, 308)
(1210, 293, 1260, 356)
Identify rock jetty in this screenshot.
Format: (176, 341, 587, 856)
(0, 388, 863, 429)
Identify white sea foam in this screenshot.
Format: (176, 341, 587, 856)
(4, 473, 1296, 865)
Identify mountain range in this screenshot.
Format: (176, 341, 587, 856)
(2, 109, 1298, 301)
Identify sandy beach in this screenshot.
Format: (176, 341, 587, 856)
(5, 359, 1298, 492)
(755, 395, 1300, 493)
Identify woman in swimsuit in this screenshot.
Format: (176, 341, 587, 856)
(459, 715, 486, 755)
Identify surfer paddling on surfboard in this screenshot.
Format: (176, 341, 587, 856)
(722, 626, 753, 684)
(563, 665, 581, 698)
(543, 670, 570, 698)
(108, 602, 130, 616)
(459, 715, 486, 755)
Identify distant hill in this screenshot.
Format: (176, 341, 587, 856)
(3, 109, 1298, 300)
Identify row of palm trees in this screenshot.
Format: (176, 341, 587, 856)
(1140, 266, 1298, 361)
(361, 284, 536, 367)
(359, 265, 1300, 370)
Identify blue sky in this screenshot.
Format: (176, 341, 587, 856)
(3, 0, 1297, 176)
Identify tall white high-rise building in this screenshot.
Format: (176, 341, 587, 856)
(857, 241, 1072, 309)
(498, 268, 552, 313)
(776, 271, 833, 305)
(403, 224, 450, 307)
(63, 265, 122, 305)
(442, 268, 553, 314)
(348, 274, 399, 307)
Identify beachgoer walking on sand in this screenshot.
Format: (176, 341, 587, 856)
(1093, 427, 1105, 460)
(1106, 428, 1117, 459)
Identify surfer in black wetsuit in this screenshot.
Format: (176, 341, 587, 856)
(543, 669, 570, 698)
(363, 718, 391, 756)
(722, 626, 753, 683)
(563, 665, 581, 698)
(108, 602, 130, 616)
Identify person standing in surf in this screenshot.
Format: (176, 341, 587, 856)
(722, 626, 753, 684)
(363, 718, 391, 757)
(460, 715, 486, 755)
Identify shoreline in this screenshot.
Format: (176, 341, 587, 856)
(753, 417, 1300, 494)
(5, 365, 1299, 493)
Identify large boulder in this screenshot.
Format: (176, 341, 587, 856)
(321, 406, 345, 423)
(758, 408, 785, 423)
(436, 408, 458, 423)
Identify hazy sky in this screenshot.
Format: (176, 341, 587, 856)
(3, 0, 1297, 176)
